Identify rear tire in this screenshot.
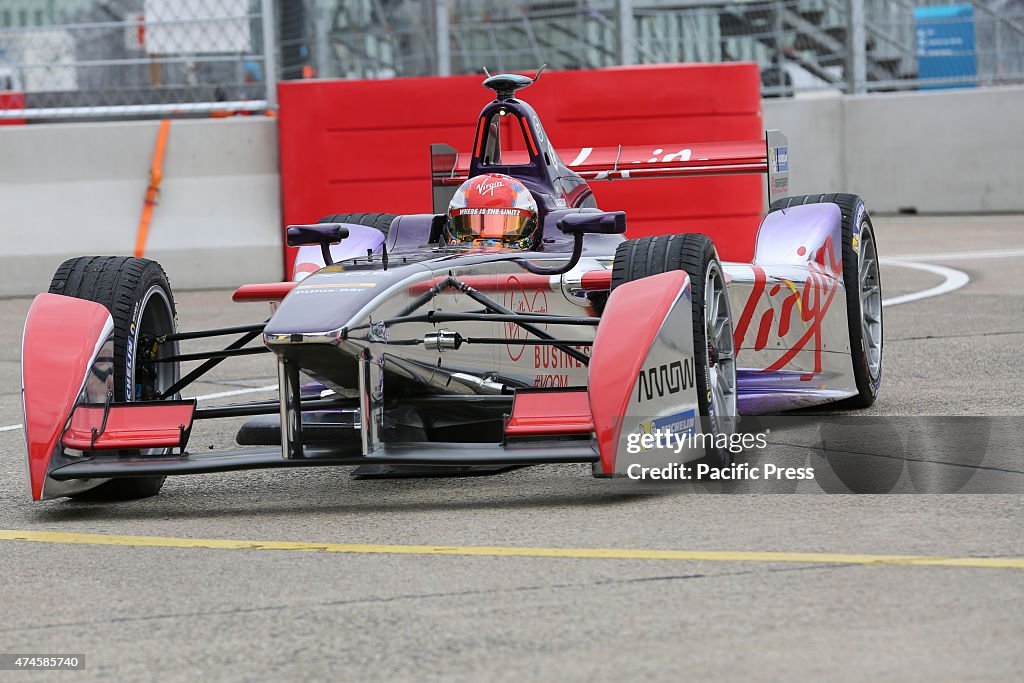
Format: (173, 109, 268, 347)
(612, 234, 738, 466)
(49, 256, 179, 500)
(317, 212, 397, 237)
(769, 194, 882, 408)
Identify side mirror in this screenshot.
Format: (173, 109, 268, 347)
(523, 211, 627, 276)
(557, 211, 626, 235)
(286, 223, 350, 266)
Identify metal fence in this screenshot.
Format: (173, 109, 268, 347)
(0, 0, 276, 119)
(301, 0, 1024, 96)
(1, 0, 1023, 120)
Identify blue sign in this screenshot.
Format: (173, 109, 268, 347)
(915, 4, 977, 89)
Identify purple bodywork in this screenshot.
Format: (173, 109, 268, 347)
(735, 202, 852, 414)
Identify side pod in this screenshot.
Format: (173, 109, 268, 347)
(22, 294, 114, 500)
(588, 271, 704, 475)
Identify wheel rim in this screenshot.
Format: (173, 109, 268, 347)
(705, 262, 737, 432)
(858, 225, 883, 380)
(132, 285, 177, 401)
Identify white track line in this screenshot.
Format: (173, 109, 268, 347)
(885, 248, 1024, 263)
(0, 258, 976, 434)
(881, 259, 970, 307)
(186, 384, 278, 401)
(876, 242, 1024, 305)
(0, 384, 279, 434)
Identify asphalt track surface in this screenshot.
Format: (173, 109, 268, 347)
(0, 215, 1022, 681)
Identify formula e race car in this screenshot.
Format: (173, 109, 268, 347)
(21, 71, 883, 500)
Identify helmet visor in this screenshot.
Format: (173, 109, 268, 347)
(449, 207, 534, 244)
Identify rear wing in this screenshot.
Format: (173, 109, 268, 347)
(430, 130, 789, 213)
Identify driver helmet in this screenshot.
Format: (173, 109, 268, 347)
(446, 173, 539, 250)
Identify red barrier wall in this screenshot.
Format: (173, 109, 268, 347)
(0, 92, 26, 125)
(278, 63, 763, 276)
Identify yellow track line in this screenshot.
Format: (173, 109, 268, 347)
(1, 530, 1022, 569)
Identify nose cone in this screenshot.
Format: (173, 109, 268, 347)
(263, 262, 431, 343)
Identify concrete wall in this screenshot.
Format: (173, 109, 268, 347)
(0, 117, 281, 297)
(764, 86, 1024, 213)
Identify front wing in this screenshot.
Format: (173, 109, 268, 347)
(22, 270, 708, 499)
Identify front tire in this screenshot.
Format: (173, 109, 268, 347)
(769, 194, 883, 408)
(612, 234, 738, 465)
(49, 256, 180, 499)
